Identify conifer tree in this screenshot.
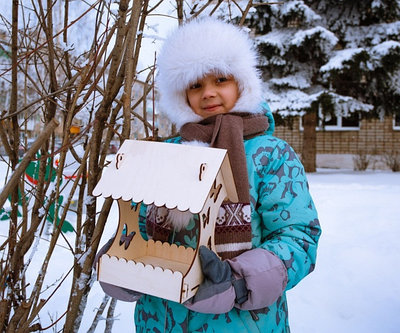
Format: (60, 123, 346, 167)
(246, 0, 400, 171)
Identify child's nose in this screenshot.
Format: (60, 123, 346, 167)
(202, 83, 217, 99)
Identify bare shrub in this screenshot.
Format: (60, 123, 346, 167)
(0, 1, 256, 332)
(353, 150, 373, 171)
(383, 150, 400, 172)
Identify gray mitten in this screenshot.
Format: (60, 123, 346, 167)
(184, 246, 248, 314)
(95, 238, 142, 302)
(185, 246, 288, 313)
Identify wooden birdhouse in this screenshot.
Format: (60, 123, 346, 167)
(93, 140, 238, 304)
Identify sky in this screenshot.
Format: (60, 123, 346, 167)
(0, 0, 178, 78)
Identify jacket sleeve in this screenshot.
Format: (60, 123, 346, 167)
(253, 138, 321, 291)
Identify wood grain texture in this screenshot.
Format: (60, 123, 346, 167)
(96, 140, 238, 303)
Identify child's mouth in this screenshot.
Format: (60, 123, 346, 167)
(203, 104, 221, 112)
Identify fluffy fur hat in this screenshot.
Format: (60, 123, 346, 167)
(157, 18, 263, 129)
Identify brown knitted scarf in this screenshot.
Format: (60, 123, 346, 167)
(180, 112, 269, 203)
(146, 112, 269, 260)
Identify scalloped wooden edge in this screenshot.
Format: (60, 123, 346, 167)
(99, 255, 184, 303)
(92, 140, 238, 213)
(147, 240, 195, 265)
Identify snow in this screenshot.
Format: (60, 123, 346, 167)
(320, 48, 365, 72)
(279, 1, 322, 24)
(371, 40, 400, 57)
(288, 170, 400, 333)
(1, 159, 400, 332)
(321, 41, 400, 75)
(389, 69, 400, 93)
(255, 29, 291, 51)
(270, 74, 311, 90)
(344, 21, 400, 49)
(332, 94, 374, 115)
(266, 88, 374, 116)
(371, 0, 383, 9)
(290, 26, 338, 52)
(263, 88, 319, 115)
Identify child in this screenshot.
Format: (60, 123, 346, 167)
(97, 18, 321, 332)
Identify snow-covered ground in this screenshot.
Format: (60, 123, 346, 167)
(287, 170, 400, 333)
(1, 160, 400, 332)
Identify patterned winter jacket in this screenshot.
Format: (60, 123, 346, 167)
(133, 113, 321, 332)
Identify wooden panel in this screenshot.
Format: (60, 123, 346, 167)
(95, 141, 239, 303)
(93, 140, 238, 213)
(220, 154, 239, 203)
(106, 201, 147, 259)
(146, 241, 194, 265)
(180, 171, 228, 302)
(98, 169, 231, 303)
(137, 256, 190, 274)
(99, 255, 184, 303)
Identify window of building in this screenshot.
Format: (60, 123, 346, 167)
(320, 112, 360, 130)
(300, 112, 360, 131)
(394, 113, 400, 130)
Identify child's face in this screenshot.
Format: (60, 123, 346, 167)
(186, 73, 239, 119)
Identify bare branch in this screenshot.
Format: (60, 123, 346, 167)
(0, 0, 102, 79)
(0, 117, 59, 210)
(87, 295, 111, 333)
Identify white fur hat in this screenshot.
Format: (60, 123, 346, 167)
(156, 18, 264, 129)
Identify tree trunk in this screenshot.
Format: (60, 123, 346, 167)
(302, 111, 317, 172)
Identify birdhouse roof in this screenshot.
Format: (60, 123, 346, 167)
(92, 140, 238, 213)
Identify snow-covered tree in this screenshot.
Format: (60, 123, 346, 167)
(246, 0, 400, 171)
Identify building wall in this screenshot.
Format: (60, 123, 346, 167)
(274, 116, 400, 169)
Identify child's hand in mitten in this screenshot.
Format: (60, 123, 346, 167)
(184, 245, 288, 313)
(184, 246, 248, 314)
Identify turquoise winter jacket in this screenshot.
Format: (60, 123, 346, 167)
(134, 111, 321, 332)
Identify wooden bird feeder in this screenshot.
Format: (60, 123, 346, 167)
(93, 140, 238, 303)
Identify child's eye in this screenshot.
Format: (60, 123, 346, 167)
(189, 83, 201, 89)
(216, 77, 228, 83)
